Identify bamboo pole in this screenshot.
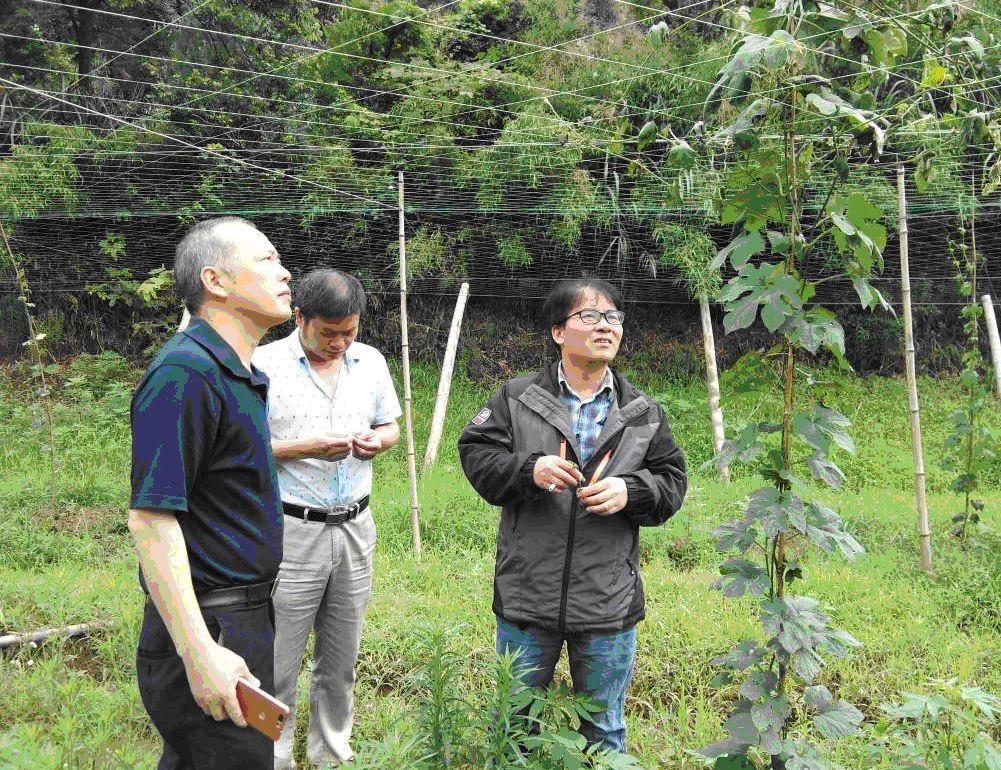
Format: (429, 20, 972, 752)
(398, 172, 422, 557)
(0, 621, 114, 650)
(898, 162, 933, 573)
(983, 295, 1001, 398)
(422, 281, 470, 476)
(699, 295, 730, 483)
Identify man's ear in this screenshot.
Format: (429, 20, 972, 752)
(200, 263, 232, 303)
(551, 325, 565, 346)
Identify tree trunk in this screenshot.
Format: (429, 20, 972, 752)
(69, 3, 97, 95)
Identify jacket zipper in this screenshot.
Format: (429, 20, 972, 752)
(557, 447, 579, 634)
(554, 405, 649, 633)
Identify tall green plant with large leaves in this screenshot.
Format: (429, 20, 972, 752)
(691, 3, 917, 767)
(942, 201, 995, 542)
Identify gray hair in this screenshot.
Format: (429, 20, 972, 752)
(296, 269, 366, 320)
(174, 216, 258, 313)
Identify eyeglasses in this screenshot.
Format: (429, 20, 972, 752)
(562, 309, 626, 326)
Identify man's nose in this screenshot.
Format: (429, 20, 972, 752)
(278, 265, 291, 283)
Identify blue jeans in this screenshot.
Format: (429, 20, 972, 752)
(495, 616, 637, 753)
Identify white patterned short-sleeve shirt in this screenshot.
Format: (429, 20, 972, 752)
(253, 330, 402, 509)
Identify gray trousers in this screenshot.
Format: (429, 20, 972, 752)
(273, 509, 376, 770)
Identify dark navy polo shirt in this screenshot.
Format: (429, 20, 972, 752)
(130, 317, 283, 591)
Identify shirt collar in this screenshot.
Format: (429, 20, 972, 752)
(183, 317, 265, 386)
(284, 329, 360, 370)
(558, 361, 615, 400)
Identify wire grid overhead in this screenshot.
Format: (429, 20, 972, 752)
(1, 0, 1000, 307)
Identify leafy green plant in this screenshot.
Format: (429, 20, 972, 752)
(682, 2, 931, 766)
(867, 679, 1001, 769)
(84, 232, 178, 354)
(0, 221, 58, 511)
(941, 203, 995, 542)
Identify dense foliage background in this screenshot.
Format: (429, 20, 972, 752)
(1, 0, 999, 373)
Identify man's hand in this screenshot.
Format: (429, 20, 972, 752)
(533, 455, 585, 493)
(182, 641, 260, 726)
(577, 477, 628, 515)
(351, 431, 382, 460)
(299, 434, 352, 461)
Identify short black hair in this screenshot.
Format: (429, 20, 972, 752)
(295, 269, 366, 320)
(174, 216, 258, 313)
(541, 278, 622, 331)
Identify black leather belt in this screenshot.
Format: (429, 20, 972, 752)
(194, 580, 276, 610)
(283, 496, 369, 524)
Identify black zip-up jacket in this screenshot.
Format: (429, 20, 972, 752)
(458, 363, 687, 634)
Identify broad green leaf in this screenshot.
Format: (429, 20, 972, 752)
(961, 687, 1001, 719)
(845, 193, 881, 224)
(792, 412, 831, 454)
(711, 640, 766, 671)
(713, 99, 770, 142)
(804, 502, 864, 560)
(761, 296, 787, 332)
(723, 711, 760, 746)
(707, 31, 796, 109)
(637, 120, 658, 151)
(805, 685, 835, 712)
(761, 596, 830, 656)
(740, 670, 779, 701)
(794, 649, 823, 684)
(711, 230, 765, 272)
(921, 56, 949, 88)
(751, 695, 790, 732)
(807, 454, 845, 489)
(667, 139, 697, 169)
(713, 755, 756, 770)
(813, 699, 864, 739)
(713, 518, 759, 553)
(830, 212, 855, 235)
(724, 296, 759, 334)
(715, 559, 771, 598)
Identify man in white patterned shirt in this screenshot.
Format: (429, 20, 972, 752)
(253, 269, 401, 769)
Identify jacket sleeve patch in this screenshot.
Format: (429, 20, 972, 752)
(470, 407, 492, 426)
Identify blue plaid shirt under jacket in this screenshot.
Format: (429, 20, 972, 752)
(557, 363, 615, 466)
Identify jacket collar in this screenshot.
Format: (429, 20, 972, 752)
(182, 317, 268, 388)
(537, 361, 642, 408)
(520, 362, 651, 469)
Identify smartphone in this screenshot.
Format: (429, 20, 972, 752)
(235, 679, 290, 742)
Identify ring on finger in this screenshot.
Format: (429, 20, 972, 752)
(547, 482, 557, 492)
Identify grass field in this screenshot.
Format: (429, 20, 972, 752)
(1, 352, 999, 769)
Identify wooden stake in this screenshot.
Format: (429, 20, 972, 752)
(422, 281, 470, 476)
(982, 295, 1001, 399)
(0, 621, 114, 650)
(398, 172, 421, 557)
(898, 162, 933, 573)
(699, 295, 729, 483)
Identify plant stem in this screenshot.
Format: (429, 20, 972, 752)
(961, 173, 979, 541)
(0, 221, 57, 510)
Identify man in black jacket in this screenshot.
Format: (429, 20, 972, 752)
(458, 278, 687, 753)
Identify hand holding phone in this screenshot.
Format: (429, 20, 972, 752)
(235, 679, 291, 741)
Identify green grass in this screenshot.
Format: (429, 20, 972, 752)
(1, 353, 999, 768)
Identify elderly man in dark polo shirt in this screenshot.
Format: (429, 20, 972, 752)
(128, 216, 292, 769)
